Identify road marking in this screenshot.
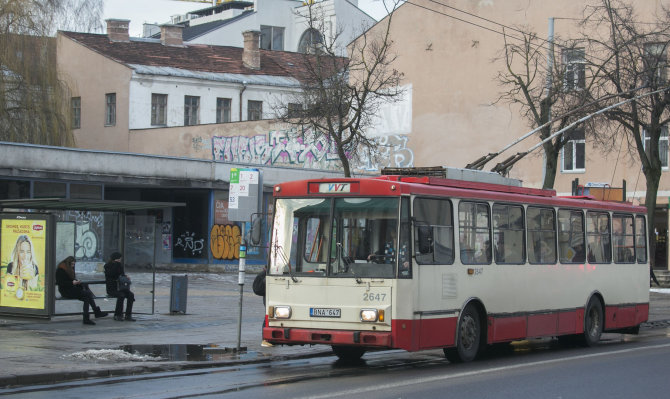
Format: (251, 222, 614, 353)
(300, 342, 670, 399)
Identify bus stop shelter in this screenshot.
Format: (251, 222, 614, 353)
(0, 198, 184, 318)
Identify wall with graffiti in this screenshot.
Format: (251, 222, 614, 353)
(61, 211, 105, 261)
(212, 128, 414, 172)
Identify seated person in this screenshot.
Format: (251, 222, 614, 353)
(55, 256, 108, 325)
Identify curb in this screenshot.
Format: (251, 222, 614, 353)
(0, 349, 334, 389)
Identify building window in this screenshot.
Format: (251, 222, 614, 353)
(562, 129, 585, 172)
(563, 48, 585, 90)
(643, 126, 668, 170)
(151, 93, 167, 126)
(298, 28, 323, 54)
(644, 43, 667, 86)
(248, 100, 262, 121)
(288, 103, 303, 118)
(105, 93, 116, 126)
(260, 25, 284, 50)
(71, 97, 81, 129)
(184, 95, 200, 126)
(216, 98, 232, 123)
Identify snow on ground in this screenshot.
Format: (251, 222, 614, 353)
(63, 349, 163, 362)
(650, 288, 670, 294)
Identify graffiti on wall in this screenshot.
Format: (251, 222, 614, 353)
(174, 231, 205, 257)
(210, 224, 241, 260)
(212, 128, 414, 171)
(64, 211, 104, 261)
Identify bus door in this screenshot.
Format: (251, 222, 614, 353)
(413, 197, 457, 348)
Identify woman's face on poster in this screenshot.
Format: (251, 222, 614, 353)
(18, 241, 32, 266)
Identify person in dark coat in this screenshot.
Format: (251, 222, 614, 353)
(55, 256, 108, 325)
(104, 252, 136, 322)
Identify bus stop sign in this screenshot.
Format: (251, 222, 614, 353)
(228, 168, 261, 222)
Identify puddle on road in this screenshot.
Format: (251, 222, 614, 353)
(119, 344, 250, 361)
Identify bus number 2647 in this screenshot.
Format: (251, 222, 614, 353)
(363, 293, 386, 302)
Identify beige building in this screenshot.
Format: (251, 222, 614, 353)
(362, 0, 670, 265)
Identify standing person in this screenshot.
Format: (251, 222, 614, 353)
(104, 252, 136, 322)
(253, 267, 272, 347)
(55, 256, 108, 325)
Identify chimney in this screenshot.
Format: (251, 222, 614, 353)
(242, 30, 261, 70)
(160, 24, 184, 47)
(106, 19, 130, 42)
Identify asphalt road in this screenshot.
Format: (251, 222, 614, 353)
(4, 329, 670, 399)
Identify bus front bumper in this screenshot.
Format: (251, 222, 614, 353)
(263, 326, 392, 347)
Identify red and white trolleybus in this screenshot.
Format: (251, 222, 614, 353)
(262, 170, 649, 362)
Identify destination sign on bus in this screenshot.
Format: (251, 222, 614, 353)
(318, 183, 350, 193)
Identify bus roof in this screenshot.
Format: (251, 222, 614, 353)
(273, 176, 647, 214)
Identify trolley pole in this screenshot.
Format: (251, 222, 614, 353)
(236, 224, 246, 352)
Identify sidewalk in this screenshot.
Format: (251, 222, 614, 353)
(1, 272, 669, 388)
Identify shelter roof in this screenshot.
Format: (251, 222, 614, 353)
(0, 198, 185, 212)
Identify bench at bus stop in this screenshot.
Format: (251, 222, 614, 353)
(54, 280, 116, 316)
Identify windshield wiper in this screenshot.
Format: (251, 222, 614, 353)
(337, 243, 362, 284)
(273, 234, 298, 283)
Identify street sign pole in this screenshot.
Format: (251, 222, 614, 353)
(236, 224, 246, 352)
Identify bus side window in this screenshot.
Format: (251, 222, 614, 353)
(558, 209, 585, 264)
(613, 214, 635, 263)
(527, 207, 556, 264)
(413, 197, 454, 265)
(493, 204, 525, 264)
(635, 216, 648, 263)
(459, 201, 491, 265)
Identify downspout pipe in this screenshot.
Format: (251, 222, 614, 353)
(239, 81, 247, 121)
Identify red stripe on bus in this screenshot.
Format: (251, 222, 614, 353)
(263, 304, 648, 349)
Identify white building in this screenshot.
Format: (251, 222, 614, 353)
(143, 0, 376, 55)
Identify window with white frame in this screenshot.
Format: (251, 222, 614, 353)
(151, 93, 167, 126)
(260, 25, 284, 51)
(563, 48, 585, 90)
(105, 93, 116, 126)
(644, 43, 668, 86)
(643, 126, 669, 170)
(184, 95, 200, 126)
(216, 98, 231, 123)
(562, 129, 585, 172)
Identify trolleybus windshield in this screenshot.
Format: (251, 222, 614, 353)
(269, 197, 403, 279)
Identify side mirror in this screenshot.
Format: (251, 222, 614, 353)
(417, 226, 433, 254)
(250, 214, 263, 246)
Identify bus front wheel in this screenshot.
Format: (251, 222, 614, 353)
(444, 304, 482, 363)
(581, 296, 603, 347)
(332, 345, 366, 361)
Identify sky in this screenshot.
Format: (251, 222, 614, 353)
(103, 0, 394, 37)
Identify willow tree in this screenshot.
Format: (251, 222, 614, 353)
(0, 0, 103, 146)
(273, 1, 404, 177)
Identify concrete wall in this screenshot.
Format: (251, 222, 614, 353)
(128, 73, 300, 129)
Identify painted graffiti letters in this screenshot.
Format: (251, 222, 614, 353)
(211, 128, 413, 172)
(174, 231, 205, 257)
(210, 224, 241, 260)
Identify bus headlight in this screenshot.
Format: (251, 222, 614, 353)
(273, 306, 292, 319)
(360, 309, 379, 322)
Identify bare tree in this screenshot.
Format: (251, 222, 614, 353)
(580, 0, 670, 264)
(0, 0, 103, 146)
(273, 1, 404, 177)
(487, 28, 594, 189)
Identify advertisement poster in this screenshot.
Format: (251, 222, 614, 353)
(0, 219, 47, 310)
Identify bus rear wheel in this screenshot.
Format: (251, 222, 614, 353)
(331, 345, 366, 361)
(444, 304, 482, 363)
(581, 296, 603, 347)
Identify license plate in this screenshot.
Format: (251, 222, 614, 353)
(310, 307, 341, 318)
